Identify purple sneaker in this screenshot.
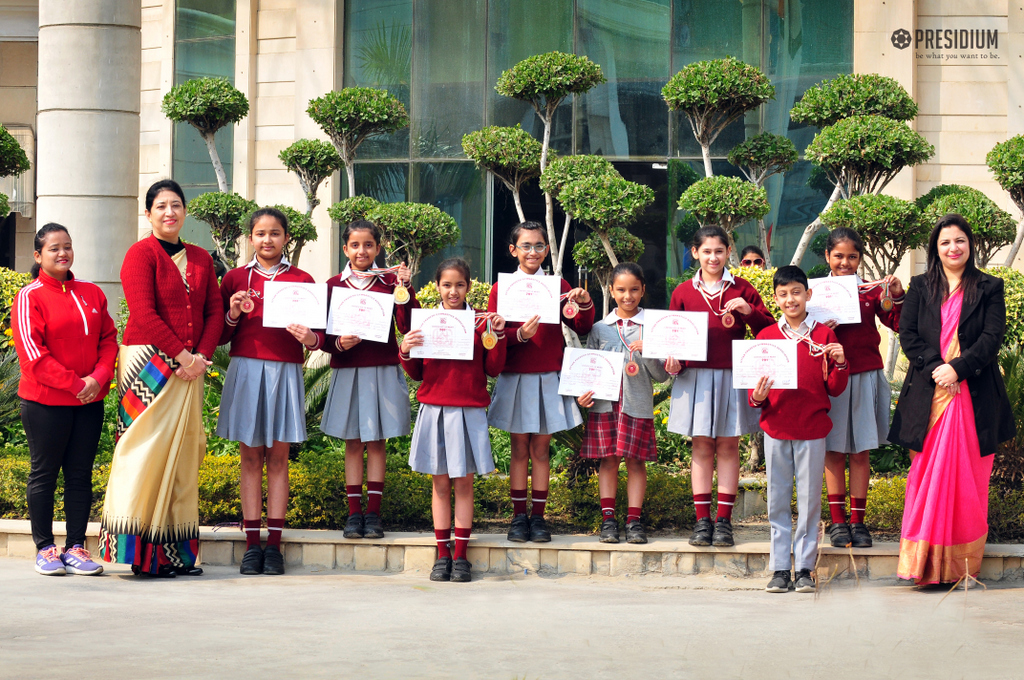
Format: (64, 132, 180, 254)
(35, 545, 66, 576)
(62, 545, 103, 575)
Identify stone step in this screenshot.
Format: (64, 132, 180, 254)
(2, 519, 1021, 582)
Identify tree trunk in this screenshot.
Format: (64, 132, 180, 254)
(745, 432, 764, 472)
(885, 329, 899, 381)
(541, 109, 558, 270)
(701, 143, 714, 179)
(555, 213, 572, 277)
(512, 187, 526, 223)
(789, 184, 843, 266)
(345, 159, 356, 199)
(1003, 217, 1024, 267)
(291, 239, 306, 268)
(203, 132, 229, 193)
(757, 218, 772, 268)
(597, 230, 620, 271)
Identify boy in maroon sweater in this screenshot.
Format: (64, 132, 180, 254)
(749, 266, 848, 594)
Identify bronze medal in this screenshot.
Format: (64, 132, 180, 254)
(563, 300, 579, 319)
(394, 285, 410, 305)
(822, 358, 829, 381)
(240, 296, 255, 314)
(625, 360, 640, 377)
(482, 330, 498, 350)
(880, 295, 894, 312)
(721, 312, 735, 328)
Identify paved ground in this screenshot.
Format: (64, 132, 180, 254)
(2, 558, 1023, 680)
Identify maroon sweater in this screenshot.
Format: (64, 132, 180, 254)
(325, 273, 418, 369)
(121, 236, 223, 358)
(219, 263, 325, 363)
(400, 310, 507, 408)
(748, 321, 849, 441)
(669, 275, 775, 369)
(833, 285, 902, 375)
(487, 277, 595, 374)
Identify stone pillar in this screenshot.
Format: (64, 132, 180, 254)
(36, 0, 141, 299)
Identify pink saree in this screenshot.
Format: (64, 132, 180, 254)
(897, 289, 994, 584)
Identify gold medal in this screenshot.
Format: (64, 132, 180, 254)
(625, 360, 640, 377)
(880, 295, 893, 312)
(240, 296, 255, 314)
(482, 330, 498, 350)
(394, 284, 410, 305)
(721, 312, 735, 328)
(563, 300, 579, 319)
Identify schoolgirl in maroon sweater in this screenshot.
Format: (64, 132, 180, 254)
(820, 227, 904, 549)
(321, 220, 418, 541)
(400, 257, 507, 583)
(487, 221, 595, 544)
(666, 225, 775, 548)
(218, 208, 324, 576)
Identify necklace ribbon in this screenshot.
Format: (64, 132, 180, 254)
(616, 320, 642, 363)
(781, 324, 828, 357)
(244, 262, 285, 303)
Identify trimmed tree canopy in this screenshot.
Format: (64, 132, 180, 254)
(677, 175, 770, 233)
(461, 125, 542, 192)
(279, 139, 343, 211)
(918, 185, 1017, 266)
(790, 73, 918, 128)
(539, 154, 620, 198)
(558, 174, 655, 232)
(188, 191, 259, 267)
(307, 88, 410, 157)
(495, 51, 605, 109)
(0, 193, 8, 219)
(0, 125, 30, 179)
(573, 227, 644, 278)
(161, 77, 249, 135)
(366, 202, 460, 276)
(805, 115, 934, 198)
(328, 195, 381, 226)
(821, 194, 927, 277)
(241, 204, 318, 263)
(727, 132, 798, 185)
(987, 135, 1024, 210)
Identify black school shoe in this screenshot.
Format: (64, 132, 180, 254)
(430, 557, 453, 582)
(507, 513, 530, 542)
(625, 520, 647, 544)
(451, 558, 472, 582)
(263, 545, 285, 575)
(343, 513, 365, 539)
(599, 518, 620, 543)
(850, 523, 873, 548)
(363, 512, 384, 539)
(240, 545, 264, 575)
(711, 518, 734, 547)
(794, 569, 815, 593)
(765, 570, 793, 593)
(173, 565, 204, 576)
(688, 518, 713, 546)
(529, 515, 551, 542)
(829, 522, 853, 548)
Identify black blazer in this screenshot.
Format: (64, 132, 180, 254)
(889, 273, 1015, 455)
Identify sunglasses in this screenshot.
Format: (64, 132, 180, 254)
(740, 258, 764, 266)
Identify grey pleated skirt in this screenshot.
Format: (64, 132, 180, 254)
(408, 404, 495, 478)
(826, 369, 891, 454)
(487, 371, 584, 434)
(320, 365, 411, 441)
(216, 356, 307, 447)
(667, 367, 761, 438)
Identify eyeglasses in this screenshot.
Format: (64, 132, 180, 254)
(515, 244, 549, 253)
(740, 258, 764, 266)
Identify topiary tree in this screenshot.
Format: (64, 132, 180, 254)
(557, 174, 654, 270)
(307, 87, 410, 199)
(662, 57, 775, 178)
(918, 184, 1017, 267)
(572, 227, 645, 317)
(366, 202, 460, 277)
(677, 176, 770, 265)
(496, 51, 605, 267)
(461, 125, 542, 223)
(279, 139, 343, 219)
(188, 191, 258, 268)
(241, 204, 317, 268)
(987, 135, 1024, 266)
(0, 124, 30, 220)
(540, 154, 621, 275)
(327, 195, 381, 227)
(0, 193, 8, 220)
(162, 77, 249, 193)
(727, 132, 798, 267)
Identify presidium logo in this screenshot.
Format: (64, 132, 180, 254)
(891, 26, 999, 50)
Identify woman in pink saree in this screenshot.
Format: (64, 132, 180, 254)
(888, 214, 1015, 585)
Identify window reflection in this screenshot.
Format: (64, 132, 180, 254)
(413, 163, 487, 287)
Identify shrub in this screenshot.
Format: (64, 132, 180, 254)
(729, 265, 780, 319)
(461, 125, 542, 223)
(278, 138, 342, 215)
(790, 73, 918, 128)
(187, 191, 259, 268)
(0, 123, 31, 179)
(987, 267, 1024, 348)
(328, 195, 381, 227)
(240, 204, 317, 265)
(558, 174, 654, 267)
(917, 184, 1016, 267)
(677, 175, 770, 235)
(727, 132, 798, 185)
(366, 202, 460, 277)
(821, 194, 928, 277)
(415, 279, 490, 310)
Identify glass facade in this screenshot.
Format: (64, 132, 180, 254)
(172, 0, 236, 247)
(340, 0, 854, 301)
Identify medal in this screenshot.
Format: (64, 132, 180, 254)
(616, 319, 642, 379)
(476, 313, 498, 350)
(625, 360, 640, 376)
(721, 312, 735, 328)
(696, 277, 737, 330)
(394, 284, 410, 305)
(348, 264, 409, 303)
(242, 259, 287, 315)
(859, 278, 896, 312)
(240, 295, 255, 314)
(563, 299, 579, 319)
(880, 295, 894, 312)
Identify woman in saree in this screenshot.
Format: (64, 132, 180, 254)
(888, 213, 1015, 585)
(98, 179, 223, 577)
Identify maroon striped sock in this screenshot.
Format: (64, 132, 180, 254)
(366, 481, 384, 515)
(531, 489, 548, 518)
(510, 488, 528, 516)
(243, 519, 262, 549)
(828, 494, 848, 524)
(266, 518, 284, 548)
(694, 493, 712, 521)
(453, 527, 472, 561)
(600, 497, 616, 520)
(346, 484, 363, 516)
(627, 506, 642, 523)
(435, 529, 452, 559)
(715, 493, 736, 521)
(850, 497, 866, 524)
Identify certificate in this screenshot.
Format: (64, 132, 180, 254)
(262, 282, 328, 329)
(327, 287, 395, 343)
(732, 340, 799, 390)
(496, 272, 561, 324)
(409, 308, 476, 360)
(557, 348, 625, 402)
(642, 310, 709, 361)
(807, 275, 861, 325)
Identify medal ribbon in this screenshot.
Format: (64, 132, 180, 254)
(696, 279, 732, 320)
(349, 264, 405, 286)
(857, 278, 890, 300)
(781, 324, 828, 357)
(245, 261, 285, 299)
(616, 320, 641, 365)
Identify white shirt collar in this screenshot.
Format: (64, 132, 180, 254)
(691, 268, 735, 290)
(512, 266, 545, 278)
(246, 255, 290, 274)
(601, 308, 645, 325)
(340, 262, 376, 289)
(778, 315, 817, 335)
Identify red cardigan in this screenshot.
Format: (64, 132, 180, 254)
(833, 285, 902, 375)
(219, 262, 324, 363)
(669, 275, 775, 369)
(749, 321, 849, 441)
(325, 273, 418, 369)
(12, 271, 118, 406)
(121, 236, 223, 359)
(487, 276, 595, 374)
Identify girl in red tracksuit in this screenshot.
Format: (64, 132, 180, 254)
(400, 257, 506, 584)
(13, 223, 118, 577)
